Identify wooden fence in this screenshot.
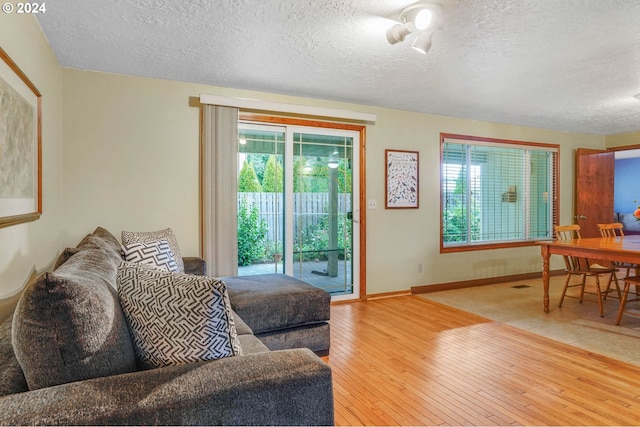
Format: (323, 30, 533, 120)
(238, 192, 352, 242)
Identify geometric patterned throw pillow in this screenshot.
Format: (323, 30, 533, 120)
(122, 240, 179, 273)
(122, 228, 184, 273)
(117, 261, 242, 369)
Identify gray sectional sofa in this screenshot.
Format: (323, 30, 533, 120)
(0, 227, 334, 425)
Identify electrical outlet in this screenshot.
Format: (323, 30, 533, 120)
(417, 263, 423, 273)
(368, 199, 377, 209)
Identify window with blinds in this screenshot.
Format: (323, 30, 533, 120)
(441, 134, 559, 252)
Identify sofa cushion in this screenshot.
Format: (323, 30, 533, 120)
(76, 231, 124, 271)
(256, 322, 331, 356)
(0, 316, 28, 396)
(222, 274, 331, 334)
(77, 227, 124, 255)
(183, 256, 207, 276)
(12, 247, 137, 390)
(238, 334, 270, 355)
(91, 226, 124, 254)
(53, 227, 122, 273)
(232, 309, 253, 336)
(122, 228, 184, 272)
(117, 262, 242, 370)
(53, 247, 80, 270)
(123, 240, 179, 272)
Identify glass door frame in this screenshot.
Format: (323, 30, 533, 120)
(240, 114, 367, 301)
(285, 125, 360, 302)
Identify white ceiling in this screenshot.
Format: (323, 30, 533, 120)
(35, 0, 640, 135)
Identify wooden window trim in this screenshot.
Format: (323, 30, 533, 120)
(440, 133, 560, 253)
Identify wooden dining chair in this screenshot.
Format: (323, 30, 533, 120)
(597, 222, 639, 277)
(554, 224, 620, 317)
(597, 222, 626, 238)
(615, 275, 640, 325)
(597, 223, 640, 325)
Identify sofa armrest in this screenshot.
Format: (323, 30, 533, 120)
(183, 256, 206, 276)
(0, 348, 333, 426)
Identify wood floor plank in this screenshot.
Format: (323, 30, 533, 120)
(330, 295, 640, 426)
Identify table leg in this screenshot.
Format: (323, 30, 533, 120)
(541, 245, 550, 312)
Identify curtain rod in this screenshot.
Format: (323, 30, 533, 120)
(199, 94, 377, 124)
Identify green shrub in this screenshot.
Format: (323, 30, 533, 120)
(238, 160, 262, 192)
(294, 214, 351, 261)
(262, 155, 283, 192)
(237, 198, 268, 266)
(443, 204, 480, 243)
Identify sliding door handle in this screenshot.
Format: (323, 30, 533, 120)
(352, 209, 360, 223)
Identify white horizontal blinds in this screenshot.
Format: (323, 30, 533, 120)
(529, 150, 557, 239)
(442, 144, 472, 243)
(479, 145, 525, 242)
(442, 137, 557, 247)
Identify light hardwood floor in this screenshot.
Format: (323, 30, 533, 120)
(329, 295, 640, 426)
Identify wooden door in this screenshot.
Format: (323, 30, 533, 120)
(574, 148, 614, 237)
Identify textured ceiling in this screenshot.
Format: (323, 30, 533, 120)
(36, 0, 640, 135)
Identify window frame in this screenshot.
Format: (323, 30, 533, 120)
(440, 133, 560, 253)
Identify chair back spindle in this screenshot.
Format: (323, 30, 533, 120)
(597, 223, 625, 238)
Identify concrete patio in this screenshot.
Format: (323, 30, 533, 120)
(238, 259, 353, 296)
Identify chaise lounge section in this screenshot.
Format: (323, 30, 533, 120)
(223, 274, 331, 357)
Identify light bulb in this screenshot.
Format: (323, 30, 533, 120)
(414, 9, 433, 30)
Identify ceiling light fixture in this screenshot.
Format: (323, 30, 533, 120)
(386, 21, 416, 44)
(412, 31, 434, 54)
(386, 1, 443, 54)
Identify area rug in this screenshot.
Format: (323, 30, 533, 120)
(418, 275, 640, 366)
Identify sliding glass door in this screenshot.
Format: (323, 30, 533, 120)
(237, 122, 359, 301)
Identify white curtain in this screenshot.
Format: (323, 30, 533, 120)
(202, 105, 239, 277)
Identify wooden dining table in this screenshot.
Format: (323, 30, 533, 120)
(537, 235, 640, 312)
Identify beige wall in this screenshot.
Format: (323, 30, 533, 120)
(61, 69, 605, 296)
(366, 110, 603, 292)
(0, 14, 63, 320)
(0, 14, 609, 312)
(60, 70, 202, 255)
(606, 131, 640, 148)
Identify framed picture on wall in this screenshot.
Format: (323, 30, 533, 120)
(0, 48, 42, 228)
(385, 149, 419, 209)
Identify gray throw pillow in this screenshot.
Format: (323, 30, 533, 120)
(117, 261, 242, 370)
(122, 228, 184, 272)
(12, 247, 137, 390)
